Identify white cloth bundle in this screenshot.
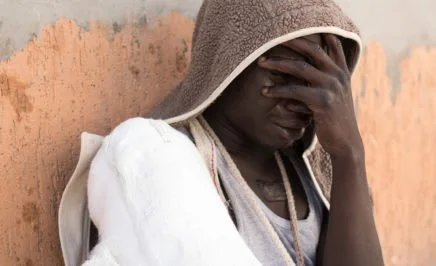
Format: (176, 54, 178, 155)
(84, 118, 261, 266)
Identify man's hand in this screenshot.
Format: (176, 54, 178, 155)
(259, 34, 363, 160)
(260, 34, 384, 266)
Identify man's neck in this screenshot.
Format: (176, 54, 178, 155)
(203, 112, 275, 167)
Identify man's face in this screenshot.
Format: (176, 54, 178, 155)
(207, 35, 323, 150)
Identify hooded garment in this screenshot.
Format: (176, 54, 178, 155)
(58, 0, 362, 265)
(150, 0, 361, 205)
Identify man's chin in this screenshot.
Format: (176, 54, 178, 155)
(275, 124, 305, 140)
(251, 127, 306, 151)
(259, 135, 301, 151)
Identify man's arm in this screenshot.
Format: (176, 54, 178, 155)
(322, 149, 383, 266)
(259, 33, 384, 266)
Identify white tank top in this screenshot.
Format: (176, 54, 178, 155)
(216, 149, 324, 266)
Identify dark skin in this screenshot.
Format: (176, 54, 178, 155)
(203, 34, 384, 266)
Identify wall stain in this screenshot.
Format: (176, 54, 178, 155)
(0, 73, 33, 121)
(129, 65, 140, 78)
(137, 14, 148, 26)
(22, 202, 39, 223)
(25, 258, 33, 266)
(0, 38, 14, 60)
(176, 39, 189, 73)
(27, 187, 34, 196)
(112, 22, 122, 33)
(148, 43, 156, 55)
(33, 224, 39, 233)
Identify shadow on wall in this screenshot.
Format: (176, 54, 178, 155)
(0, 11, 435, 266)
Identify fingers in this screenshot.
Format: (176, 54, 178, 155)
(259, 57, 331, 87)
(262, 85, 335, 110)
(269, 104, 312, 129)
(280, 35, 350, 81)
(281, 37, 341, 75)
(324, 34, 349, 72)
(284, 100, 312, 115)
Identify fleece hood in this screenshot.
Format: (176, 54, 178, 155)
(150, 0, 362, 124)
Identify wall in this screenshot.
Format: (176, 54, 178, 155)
(0, 0, 435, 265)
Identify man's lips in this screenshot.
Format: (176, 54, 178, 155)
(270, 114, 312, 130)
(272, 122, 306, 141)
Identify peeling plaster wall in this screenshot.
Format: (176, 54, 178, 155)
(0, 0, 201, 60)
(0, 0, 435, 265)
(0, 12, 195, 266)
(352, 43, 436, 266)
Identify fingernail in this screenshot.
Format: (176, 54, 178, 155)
(262, 87, 269, 94)
(258, 56, 267, 62)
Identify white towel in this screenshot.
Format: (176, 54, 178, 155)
(84, 118, 261, 266)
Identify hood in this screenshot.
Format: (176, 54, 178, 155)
(149, 0, 362, 124)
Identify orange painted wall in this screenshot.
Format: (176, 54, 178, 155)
(0, 12, 435, 266)
(0, 13, 194, 265)
(352, 43, 436, 266)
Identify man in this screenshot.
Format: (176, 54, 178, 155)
(59, 0, 384, 265)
